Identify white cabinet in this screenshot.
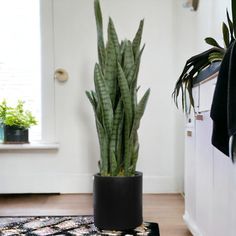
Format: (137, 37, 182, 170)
(195, 112, 213, 236)
(184, 75, 236, 236)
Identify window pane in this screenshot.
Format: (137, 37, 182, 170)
(0, 0, 41, 141)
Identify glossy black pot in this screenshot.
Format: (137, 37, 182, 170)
(93, 171, 143, 230)
(3, 125, 29, 144)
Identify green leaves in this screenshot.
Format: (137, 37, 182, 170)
(132, 19, 144, 60)
(87, 0, 149, 176)
(0, 100, 37, 129)
(205, 37, 222, 48)
(173, 48, 224, 113)
(223, 22, 230, 47)
(94, 64, 113, 136)
(94, 0, 106, 71)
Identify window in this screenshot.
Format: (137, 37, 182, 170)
(0, 0, 41, 141)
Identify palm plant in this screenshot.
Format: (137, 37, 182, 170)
(86, 0, 150, 177)
(173, 0, 236, 113)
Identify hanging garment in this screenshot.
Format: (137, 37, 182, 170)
(210, 40, 236, 162)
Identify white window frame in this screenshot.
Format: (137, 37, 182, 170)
(40, 0, 56, 143)
(0, 0, 58, 149)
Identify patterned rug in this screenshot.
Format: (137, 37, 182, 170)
(0, 216, 160, 236)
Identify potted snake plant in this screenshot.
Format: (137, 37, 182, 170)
(86, 0, 150, 230)
(173, 0, 236, 113)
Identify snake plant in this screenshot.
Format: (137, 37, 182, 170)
(86, 0, 150, 176)
(173, 0, 236, 113)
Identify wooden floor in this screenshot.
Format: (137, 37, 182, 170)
(0, 194, 191, 236)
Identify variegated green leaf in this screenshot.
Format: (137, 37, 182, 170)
(130, 45, 145, 111)
(117, 63, 134, 175)
(123, 40, 135, 77)
(96, 118, 108, 175)
(131, 88, 150, 136)
(117, 63, 133, 123)
(94, 64, 114, 135)
(130, 134, 139, 175)
(94, 0, 106, 71)
(86, 91, 96, 110)
(104, 37, 117, 104)
(108, 18, 121, 62)
(110, 150, 118, 176)
(208, 52, 224, 62)
(132, 19, 144, 60)
(109, 100, 123, 156)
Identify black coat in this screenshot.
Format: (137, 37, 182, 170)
(210, 40, 236, 161)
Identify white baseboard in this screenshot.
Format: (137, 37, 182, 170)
(183, 212, 202, 236)
(0, 173, 182, 194)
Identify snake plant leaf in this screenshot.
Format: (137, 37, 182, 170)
(110, 150, 118, 176)
(94, 0, 106, 71)
(232, 0, 236, 36)
(205, 37, 222, 48)
(86, 91, 96, 110)
(91, 91, 98, 107)
(132, 44, 145, 86)
(223, 22, 230, 47)
(130, 44, 145, 110)
(126, 65, 136, 86)
(132, 19, 144, 60)
(227, 9, 234, 40)
(94, 63, 114, 136)
(123, 40, 135, 78)
(124, 129, 132, 176)
(131, 88, 150, 136)
(109, 100, 123, 160)
(130, 135, 139, 174)
(120, 40, 126, 58)
(117, 63, 133, 175)
(108, 18, 121, 63)
(96, 117, 108, 175)
(116, 115, 124, 168)
(117, 62, 133, 124)
(104, 36, 117, 104)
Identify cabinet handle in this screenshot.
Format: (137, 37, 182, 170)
(195, 114, 203, 120)
(187, 131, 192, 137)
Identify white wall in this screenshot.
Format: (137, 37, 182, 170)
(0, 0, 186, 194)
(174, 0, 231, 65)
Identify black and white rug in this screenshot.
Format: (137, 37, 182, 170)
(0, 216, 160, 235)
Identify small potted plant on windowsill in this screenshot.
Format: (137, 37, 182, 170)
(0, 100, 37, 144)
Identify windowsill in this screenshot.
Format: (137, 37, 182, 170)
(0, 142, 59, 150)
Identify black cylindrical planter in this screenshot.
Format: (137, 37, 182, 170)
(4, 125, 29, 144)
(93, 171, 143, 230)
